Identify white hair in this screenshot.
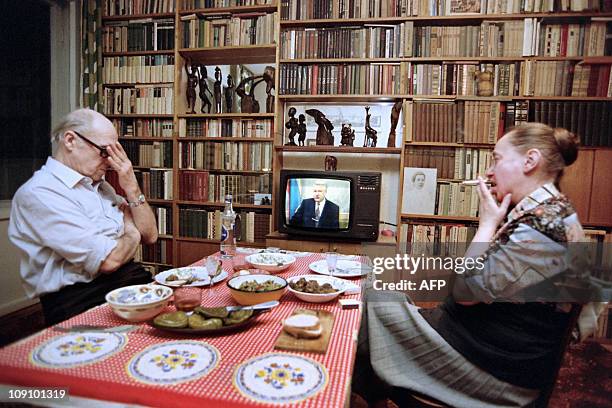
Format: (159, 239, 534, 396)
(51, 108, 110, 155)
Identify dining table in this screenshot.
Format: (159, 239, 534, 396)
(0, 249, 366, 407)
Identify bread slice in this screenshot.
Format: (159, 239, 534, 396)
(282, 314, 322, 339)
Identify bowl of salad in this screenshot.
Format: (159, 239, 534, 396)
(245, 252, 296, 273)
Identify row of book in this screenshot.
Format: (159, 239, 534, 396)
(179, 171, 272, 203)
(151, 205, 173, 235)
(279, 63, 403, 95)
(122, 140, 173, 167)
(179, 208, 270, 242)
(136, 169, 173, 200)
(531, 100, 612, 146)
(183, 0, 274, 9)
(179, 141, 273, 171)
(102, 20, 175, 53)
(102, 85, 174, 115)
(112, 118, 174, 138)
(280, 0, 610, 20)
(436, 182, 480, 217)
(279, 21, 608, 58)
(180, 13, 276, 48)
(103, 56, 174, 84)
(178, 118, 274, 138)
(103, 0, 175, 16)
(406, 100, 503, 144)
(280, 24, 414, 59)
(405, 147, 493, 180)
(136, 240, 173, 265)
(399, 223, 476, 257)
(106, 168, 172, 200)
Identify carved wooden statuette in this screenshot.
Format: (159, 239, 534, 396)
(297, 114, 307, 146)
(197, 65, 212, 114)
(340, 123, 355, 146)
(284, 107, 298, 146)
(305, 108, 334, 145)
(185, 63, 198, 114)
(213, 66, 222, 113)
(325, 155, 337, 171)
(263, 66, 275, 113)
(225, 74, 234, 113)
(235, 75, 263, 113)
(387, 100, 402, 147)
(363, 106, 378, 147)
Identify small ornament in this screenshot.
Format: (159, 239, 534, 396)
(324, 155, 337, 171)
(340, 123, 355, 146)
(363, 106, 378, 147)
(284, 107, 298, 146)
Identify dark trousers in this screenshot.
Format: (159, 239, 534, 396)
(39, 261, 152, 326)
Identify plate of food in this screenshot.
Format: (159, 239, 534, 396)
(155, 266, 227, 287)
(308, 259, 370, 278)
(150, 306, 265, 335)
(286, 275, 347, 303)
(245, 253, 296, 273)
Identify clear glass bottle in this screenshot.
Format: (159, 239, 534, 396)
(220, 194, 236, 259)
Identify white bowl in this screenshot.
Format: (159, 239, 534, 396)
(245, 252, 296, 273)
(105, 284, 173, 322)
(286, 275, 347, 303)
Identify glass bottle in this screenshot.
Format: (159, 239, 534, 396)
(220, 194, 236, 259)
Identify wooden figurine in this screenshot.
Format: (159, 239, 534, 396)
(474, 70, 494, 96)
(235, 75, 263, 113)
(325, 155, 337, 171)
(197, 65, 212, 114)
(306, 109, 334, 145)
(185, 62, 198, 114)
(297, 114, 307, 146)
(263, 66, 275, 113)
(213, 66, 222, 113)
(387, 100, 402, 147)
(225, 74, 234, 113)
(340, 123, 355, 146)
(364, 106, 378, 147)
(284, 107, 298, 146)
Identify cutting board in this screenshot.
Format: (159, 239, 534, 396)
(274, 309, 335, 354)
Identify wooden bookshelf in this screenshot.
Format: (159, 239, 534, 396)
(276, 146, 402, 154)
(93, 2, 611, 266)
(180, 4, 278, 15)
(178, 45, 277, 65)
(102, 13, 175, 22)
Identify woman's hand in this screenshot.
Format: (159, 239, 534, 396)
(476, 177, 511, 231)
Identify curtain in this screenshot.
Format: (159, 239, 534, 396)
(81, 0, 103, 111)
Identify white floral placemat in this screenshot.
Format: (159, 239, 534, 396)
(127, 341, 219, 385)
(30, 333, 127, 369)
(233, 353, 327, 404)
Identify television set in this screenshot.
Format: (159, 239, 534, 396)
(278, 170, 382, 241)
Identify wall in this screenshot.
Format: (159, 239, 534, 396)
(0, 0, 79, 316)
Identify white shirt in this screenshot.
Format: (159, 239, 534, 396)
(8, 157, 124, 297)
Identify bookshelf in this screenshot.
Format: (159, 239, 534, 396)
(96, 1, 612, 269)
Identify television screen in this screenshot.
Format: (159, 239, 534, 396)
(284, 177, 351, 230)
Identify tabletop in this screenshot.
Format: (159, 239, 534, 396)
(0, 250, 365, 408)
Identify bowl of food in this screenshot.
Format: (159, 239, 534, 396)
(286, 275, 346, 303)
(245, 252, 296, 273)
(227, 274, 287, 305)
(105, 284, 173, 322)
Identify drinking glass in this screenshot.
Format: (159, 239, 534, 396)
(205, 255, 223, 301)
(325, 251, 338, 276)
(173, 287, 201, 312)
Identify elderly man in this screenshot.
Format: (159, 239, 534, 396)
(290, 181, 339, 228)
(9, 108, 158, 325)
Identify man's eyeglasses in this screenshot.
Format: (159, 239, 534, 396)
(72, 131, 109, 158)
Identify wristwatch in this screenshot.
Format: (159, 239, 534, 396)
(127, 193, 146, 208)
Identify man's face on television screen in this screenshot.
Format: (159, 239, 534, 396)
(313, 184, 327, 202)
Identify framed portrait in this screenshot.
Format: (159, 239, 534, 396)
(401, 168, 437, 215)
(254, 193, 272, 205)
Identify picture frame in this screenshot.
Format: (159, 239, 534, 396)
(446, 0, 481, 14)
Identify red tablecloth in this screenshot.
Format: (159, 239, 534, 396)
(0, 252, 364, 407)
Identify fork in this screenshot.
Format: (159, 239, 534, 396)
(52, 324, 136, 333)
